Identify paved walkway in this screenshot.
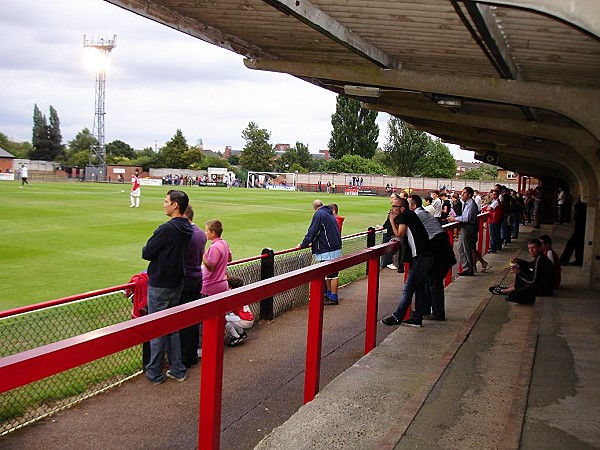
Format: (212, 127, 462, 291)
(1, 223, 598, 449)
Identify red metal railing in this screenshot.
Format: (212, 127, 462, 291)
(0, 214, 488, 448)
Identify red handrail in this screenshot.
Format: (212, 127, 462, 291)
(0, 241, 397, 450)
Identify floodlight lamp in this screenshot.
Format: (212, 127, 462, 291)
(343, 85, 381, 98)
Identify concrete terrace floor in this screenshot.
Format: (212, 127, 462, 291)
(1, 223, 598, 449)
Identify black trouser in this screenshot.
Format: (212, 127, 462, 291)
(560, 230, 585, 265)
(178, 277, 203, 367)
(507, 275, 536, 304)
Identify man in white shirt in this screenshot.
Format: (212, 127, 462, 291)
(19, 165, 30, 188)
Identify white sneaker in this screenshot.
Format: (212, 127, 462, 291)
(386, 264, 398, 270)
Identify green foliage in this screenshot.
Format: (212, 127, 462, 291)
(458, 164, 499, 180)
(131, 147, 160, 172)
(382, 117, 429, 176)
(106, 140, 136, 160)
(159, 129, 190, 168)
(190, 155, 229, 171)
(274, 142, 313, 172)
(48, 106, 65, 160)
(227, 154, 240, 165)
(328, 96, 379, 159)
(240, 122, 275, 171)
(416, 138, 457, 178)
(0, 132, 33, 158)
(65, 128, 97, 167)
(325, 154, 388, 174)
(30, 104, 64, 161)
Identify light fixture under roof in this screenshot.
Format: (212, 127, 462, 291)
(343, 85, 381, 98)
(436, 97, 462, 108)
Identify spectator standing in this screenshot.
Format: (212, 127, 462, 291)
(473, 190, 482, 211)
(487, 189, 504, 253)
(557, 187, 566, 225)
(381, 197, 433, 327)
(430, 190, 442, 218)
(560, 196, 586, 266)
(409, 195, 456, 321)
(225, 276, 255, 347)
(532, 187, 542, 229)
(329, 203, 345, 235)
(299, 200, 342, 305)
(130, 170, 141, 208)
(447, 187, 478, 276)
(202, 220, 232, 297)
(142, 190, 193, 384)
(439, 192, 451, 224)
(178, 205, 207, 368)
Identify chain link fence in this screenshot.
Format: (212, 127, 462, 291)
(0, 229, 384, 436)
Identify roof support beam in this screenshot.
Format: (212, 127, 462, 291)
(477, 0, 600, 38)
(261, 0, 399, 69)
(244, 58, 600, 144)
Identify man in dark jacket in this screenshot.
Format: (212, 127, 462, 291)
(299, 199, 342, 305)
(489, 238, 554, 304)
(142, 189, 193, 384)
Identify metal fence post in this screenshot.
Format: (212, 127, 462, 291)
(260, 248, 275, 320)
(366, 227, 375, 276)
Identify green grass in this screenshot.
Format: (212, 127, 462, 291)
(0, 182, 390, 310)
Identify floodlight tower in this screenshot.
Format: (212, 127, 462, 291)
(84, 34, 116, 181)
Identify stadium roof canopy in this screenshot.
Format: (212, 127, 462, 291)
(106, 0, 600, 285)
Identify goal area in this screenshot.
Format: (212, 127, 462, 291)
(246, 171, 297, 191)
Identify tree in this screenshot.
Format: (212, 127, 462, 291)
(131, 147, 160, 172)
(106, 140, 136, 160)
(239, 122, 275, 171)
(416, 138, 457, 178)
(328, 95, 379, 159)
(159, 129, 190, 168)
(0, 132, 33, 158)
(30, 104, 51, 160)
(48, 106, 64, 161)
(64, 128, 97, 166)
(325, 154, 388, 174)
(30, 104, 64, 160)
(382, 117, 429, 176)
(274, 142, 313, 172)
(458, 164, 499, 180)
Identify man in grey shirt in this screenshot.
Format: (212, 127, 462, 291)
(447, 187, 478, 276)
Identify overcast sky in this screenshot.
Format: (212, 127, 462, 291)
(0, 0, 475, 161)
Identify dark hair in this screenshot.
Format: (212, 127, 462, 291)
(167, 190, 189, 214)
(205, 219, 224, 237)
(397, 198, 409, 209)
(529, 238, 542, 247)
(227, 276, 244, 289)
(539, 235, 552, 246)
(409, 194, 422, 208)
(329, 203, 339, 214)
(463, 186, 474, 197)
(184, 205, 194, 221)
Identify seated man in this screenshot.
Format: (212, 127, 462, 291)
(489, 238, 554, 304)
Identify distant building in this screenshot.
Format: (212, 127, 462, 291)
(455, 160, 482, 178)
(224, 146, 242, 159)
(274, 143, 290, 152)
(318, 149, 331, 160)
(0, 147, 16, 172)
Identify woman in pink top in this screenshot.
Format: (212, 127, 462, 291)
(201, 220, 232, 296)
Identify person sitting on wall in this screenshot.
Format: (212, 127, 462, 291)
(488, 238, 554, 304)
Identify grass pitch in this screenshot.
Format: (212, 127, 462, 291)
(0, 181, 390, 309)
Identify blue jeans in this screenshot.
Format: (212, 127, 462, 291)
(489, 222, 501, 252)
(393, 254, 434, 321)
(146, 284, 186, 382)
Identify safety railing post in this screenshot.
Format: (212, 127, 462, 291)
(198, 314, 226, 450)
(484, 216, 490, 255)
(260, 248, 275, 320)
(365, 257, 380, 354)
(304, 277, 325, 404)
(477, 216, 484, 255)
(366, 227, 376, 276)
(445, 228, 454, 287)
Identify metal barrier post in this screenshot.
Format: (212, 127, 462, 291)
(366, 227, 375, 275)
(445, 229, 454, 287)
(484, 216, 490, 254)
(364, 257, 380, 354)
(304, 277, 325, 404)
(198, 314, 226, 450)
(477, 216, 484, 255)
(260, 248, 275, 320)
